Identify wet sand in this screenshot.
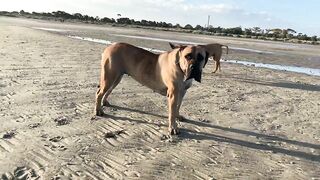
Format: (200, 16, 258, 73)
(0, 17, 319, 179)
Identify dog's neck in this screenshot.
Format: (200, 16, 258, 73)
(173, 50, 187, 81)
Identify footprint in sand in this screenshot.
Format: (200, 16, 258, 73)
(54, 116, 71, 126)
(1, 166, 39, 180)
(28, 123, 41, 129)
(49, 136, 64, 142)
(2, 130, 17, 139)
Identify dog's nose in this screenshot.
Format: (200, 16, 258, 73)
(190, 64, 195, 70)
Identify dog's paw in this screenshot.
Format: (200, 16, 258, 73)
(95, 109, 104, 116)
(168, 127, 180, 135)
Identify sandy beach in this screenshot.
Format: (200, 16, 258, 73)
(0, 17, 319, 179)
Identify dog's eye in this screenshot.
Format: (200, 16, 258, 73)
(185, 54, 192, 61)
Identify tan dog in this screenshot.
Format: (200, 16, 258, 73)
(169, 42, 229, 73)
(94, 43, 210, 135)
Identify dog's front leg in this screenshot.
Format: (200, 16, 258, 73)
(176, 89, 187, 122)
(167, 87, 180, 135)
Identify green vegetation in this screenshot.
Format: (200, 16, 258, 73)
(1, 10, 318, 45)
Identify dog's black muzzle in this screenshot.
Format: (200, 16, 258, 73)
(186, 63, 202, 83)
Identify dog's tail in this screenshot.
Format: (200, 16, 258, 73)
(221, 45, 229, 54)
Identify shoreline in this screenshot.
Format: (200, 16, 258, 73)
(66, 34, 320, 77)
(1, 14, 319, 46)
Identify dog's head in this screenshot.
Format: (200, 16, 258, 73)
(170, 42, 228, 73)
(171, 43, 207, 83)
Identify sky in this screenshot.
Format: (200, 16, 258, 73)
(1, 0, 320, 36)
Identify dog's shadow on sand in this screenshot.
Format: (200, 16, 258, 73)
(100, 105, 320, 163)
(99, 104, 167, 127)
(179, 119, 320, 162)
(108, 105, 167, 119)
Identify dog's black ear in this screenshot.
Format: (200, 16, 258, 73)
(169, 42, 177, 49)
(174, 45, 187, 65)
(179, 45, 187, 51)
(203, 51, 209, 68)
(169, 42, 186, 50)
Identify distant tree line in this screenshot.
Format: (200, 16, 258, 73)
(0, 10, 318, 45)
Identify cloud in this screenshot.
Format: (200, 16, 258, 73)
(181, 3, 240, 13)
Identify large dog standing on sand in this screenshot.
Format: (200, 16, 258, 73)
(93, 42, 220, 135)
(170, 42, 229, 73)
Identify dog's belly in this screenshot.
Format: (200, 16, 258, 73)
(127, 74, 167, 95)
(153, 88, 168, 96)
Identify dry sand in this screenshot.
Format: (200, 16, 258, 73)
(0, 17, 320, 179)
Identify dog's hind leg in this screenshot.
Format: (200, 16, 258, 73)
(213, 47, 223, 73)
(102, 75, 123, 106)
(94, 57, 120, 116)
(213, 60, 220, 73)
(95, 87, 107, 116)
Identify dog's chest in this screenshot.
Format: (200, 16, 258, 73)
(153, 79, 193, 96)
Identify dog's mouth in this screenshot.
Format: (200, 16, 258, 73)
(186, 64, 202, 83)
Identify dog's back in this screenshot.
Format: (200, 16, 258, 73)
(101, 43, 165, 90)
(103, 43, 157, 65)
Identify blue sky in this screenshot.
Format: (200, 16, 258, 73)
(1, 0, 319, 36)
